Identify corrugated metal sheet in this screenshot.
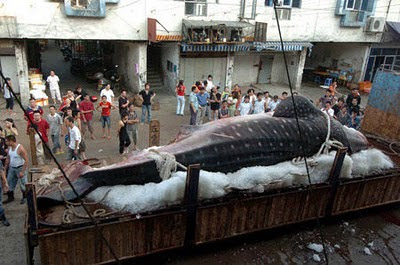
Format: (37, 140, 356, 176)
(181, 41, 313, 53)
(181, 43, 251, 52)
(156, 35, 183, 41)
(253, 41, 313, 52)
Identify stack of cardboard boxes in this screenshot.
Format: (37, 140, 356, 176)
(28, 70, 48, 106)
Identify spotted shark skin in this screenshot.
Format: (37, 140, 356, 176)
(38, 96, 368, 204)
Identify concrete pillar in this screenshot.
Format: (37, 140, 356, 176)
(225, 52, 234, 89)
(14, 40, 30, 106)
(293, 48, 307, 91)
(137, 42, 147, 92)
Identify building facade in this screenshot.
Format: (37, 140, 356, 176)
(0, 0, 399, 104)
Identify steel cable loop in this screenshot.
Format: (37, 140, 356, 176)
(273, 1, 330, 263)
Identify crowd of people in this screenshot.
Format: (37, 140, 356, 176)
(318, 85, 363, 130)
(0, 70, 366, 227)
(178, 76, 364, 130)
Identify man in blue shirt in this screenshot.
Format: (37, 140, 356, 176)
(196, 87, 209, 125)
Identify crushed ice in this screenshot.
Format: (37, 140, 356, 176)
(88, 148, 394, 214)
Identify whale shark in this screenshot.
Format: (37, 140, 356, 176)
(37, 96, 368, 204)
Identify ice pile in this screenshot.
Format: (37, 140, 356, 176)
(87, 148, 394, 214)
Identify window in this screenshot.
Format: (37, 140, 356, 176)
(265, 0, 273, 6)
(273, 8, 291, 20)
(345, 0, 371, 11)
(185, 0, 207, 16)
(71, 0, 89, 8)
(265, 0, 301, 8)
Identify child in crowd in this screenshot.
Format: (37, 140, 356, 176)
(118, 113, 131, 154)
(253, 93, 265, 114)
(219, 100, 229, 119)
(337, 105, 348, 125)
(209, 86, 221, 121)
(268, 95, 281, 112)
(221, 87, 230, 101)
(263, 91, 271, 112)
(46, 105, 63, 154)
(227, 92, 239, 117)
(239, 96, 252, 116)
(126, 103, 139, 151)
(97, 95, 115, 140)
(72, 111, 86, 160)
(242, 89, 256, 104)
(4, 118, 18, 137)
(321, 101, 334, 117)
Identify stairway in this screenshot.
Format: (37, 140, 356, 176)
(146, 65, 164, 93)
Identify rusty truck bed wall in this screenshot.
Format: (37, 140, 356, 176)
(25, 145, 400, 265)
(31, 170, 400, 265)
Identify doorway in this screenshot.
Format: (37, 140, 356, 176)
(258, 55, 274, 84)
(0, 56, 20, 93)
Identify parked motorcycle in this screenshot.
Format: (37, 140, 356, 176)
(60, 45, 72, 61)
(94, 65, 121, 91)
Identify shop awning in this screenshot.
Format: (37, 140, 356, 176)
(386, 21, 400, 37)
(181, 43, 251, 53)
(253, 41, 313, 52)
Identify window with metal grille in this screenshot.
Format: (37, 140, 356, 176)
(265, 0, 301, 8)
(185, 0, 207, 16)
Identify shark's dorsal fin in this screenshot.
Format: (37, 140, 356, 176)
(273, 96, 323, 120)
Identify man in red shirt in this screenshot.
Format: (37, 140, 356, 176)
(25, 98, 44, 127)
(79, 94, 95, 140)
(29, 110, 51, 161)
(96, 95, 115, 140)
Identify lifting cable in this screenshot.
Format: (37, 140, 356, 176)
(0, 71, 121, 264)
(272, 1, 330, 264)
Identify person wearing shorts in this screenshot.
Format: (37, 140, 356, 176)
(46, 70, 62, 105)
(96, 95, 115, 139)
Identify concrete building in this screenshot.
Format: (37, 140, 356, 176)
(0, 0, 399, 104)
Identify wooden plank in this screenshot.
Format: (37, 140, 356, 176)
(184, 164, 200, 247)
(149, 120, 160, 147)
(29, 128, 38, 165)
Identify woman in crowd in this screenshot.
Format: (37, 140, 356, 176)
(4, 118, 18, 137)
(209, 86, 221, 121)
(175, 80, 186, 116)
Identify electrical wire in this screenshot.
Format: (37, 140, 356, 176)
(0, 71, 121, 264)
(272, 0, 330, 264)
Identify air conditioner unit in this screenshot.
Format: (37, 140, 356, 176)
(366, 17, 385, 32)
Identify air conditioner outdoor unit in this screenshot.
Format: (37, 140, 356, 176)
(366, 17, 385, 32)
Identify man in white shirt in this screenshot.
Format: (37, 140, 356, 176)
(65, 116, 81, 160)
(206, 75, 213, 93)
(46, 71, 62, 105)
(100, 84, 115, 103)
